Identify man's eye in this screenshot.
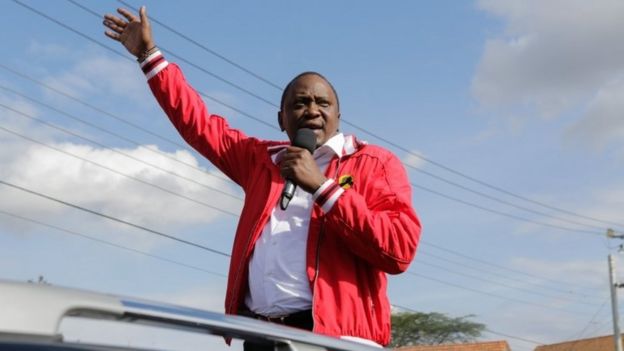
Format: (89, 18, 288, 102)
(318, 101, 330, 107)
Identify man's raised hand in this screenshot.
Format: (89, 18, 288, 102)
(103, 6, 154, 58)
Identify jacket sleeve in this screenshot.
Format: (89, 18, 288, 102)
(314, 150, 421, 274)
(142, 51, 255, 187)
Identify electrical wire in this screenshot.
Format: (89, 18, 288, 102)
(0, 76, 608, 302)
(0, 179, 231, 257)
(418, 251, 604, 302)
(0, 209, 227, 278)
(421, 240, 604, 291)
(0, 62, 233, 185)
(0, 123, 240, 218)
(0, 177, 602, 320)
(411, 182, 601, 236)
(407, 271, 595, 317)
(562, 299, 609, 351)
(11, 0, 277, 132)
(113, 0, 282, 91)
(6, 3, 620, 344)
(104, 0, 624, 231)
(0, 86, 243, 201)
(415, 260, 602, 307)
(409, 165, 607, 232)
(14, 0, 610, 238)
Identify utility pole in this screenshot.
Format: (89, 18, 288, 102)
(608, 229, 624, 351)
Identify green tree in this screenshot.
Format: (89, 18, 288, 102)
(390, 312, 485, 348)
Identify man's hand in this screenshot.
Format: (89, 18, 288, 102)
(280, 147, 327, 194)
(103, 6, 154, 58)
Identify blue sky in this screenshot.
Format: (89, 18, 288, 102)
(2, 0, 624, 350)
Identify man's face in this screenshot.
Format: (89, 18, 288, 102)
(278, 74, 340, 147)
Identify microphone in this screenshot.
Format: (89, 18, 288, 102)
(280, 128, 317, 210)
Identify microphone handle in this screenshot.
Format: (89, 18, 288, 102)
(280, 180, 296, 210)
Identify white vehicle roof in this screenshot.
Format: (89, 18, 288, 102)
(0, 279, 385, 351)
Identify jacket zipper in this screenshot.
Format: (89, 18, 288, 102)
(227, 190, 279, 314)
(227, 216, 259, 314)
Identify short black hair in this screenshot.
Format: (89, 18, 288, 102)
(279, 71, 340, 111)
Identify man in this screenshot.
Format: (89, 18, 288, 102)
(103, 6, 421, 349)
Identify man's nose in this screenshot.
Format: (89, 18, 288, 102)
(305, 103, 321, 117)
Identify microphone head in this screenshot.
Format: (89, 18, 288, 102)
(293, 128, 317, 154)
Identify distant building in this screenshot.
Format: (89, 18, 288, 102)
(535, 335, 624, 351)
(395, 340, 511, 351)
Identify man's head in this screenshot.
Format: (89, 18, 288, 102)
(278, 72, 340, 147)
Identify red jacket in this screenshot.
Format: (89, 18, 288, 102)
(146, 60, 421, 346)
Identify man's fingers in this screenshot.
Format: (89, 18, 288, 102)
(103, 20, 124, 34)
(117, 7, 138, 22)
(104, 14, 127, 28)
(104, 31, 121, 41)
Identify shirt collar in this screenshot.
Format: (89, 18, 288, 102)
(269, 132, 345, 164)
(315, 132, 344, 159)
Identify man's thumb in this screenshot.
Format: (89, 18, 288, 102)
(139, 6, 149, 25)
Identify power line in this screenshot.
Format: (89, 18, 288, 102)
(114, 0, 282, 91)
(0, 209, 554, 349)
(17, 0, 609, 238)
(4, 97, 605, 307)
(86, 3, 608, 236)
(416, 260, 602, 307)
(104, 0, 624, 231)
(562, 299, 609, 351)
(418, 251, 603, 301)
(8, 172, 591, 328)
(344, 119, 624, 231)
(0, 123, 240, 218)
(0, 86, 242, 201)
(0, 63, 233, 184)
(482, 328, 545, 346)
(411, 182, 601, 236)
(0, 80, 601, 298)
(1, 96, 601, 306)
(0, 100, 604, 310)
(11, 0, 277, 133)
(67, 0, 278, 108)
(407, 271, 595, 317)
(0, 209, 227, 278)
(0, 179, 231, 257)
(409, 165, 607, 232)
(421, 240, 604, 291)
(8, 0, 616, 318)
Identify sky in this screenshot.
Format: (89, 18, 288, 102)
(1, 0, 624, 350)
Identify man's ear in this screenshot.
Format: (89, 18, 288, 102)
(277, 111, 285, 132)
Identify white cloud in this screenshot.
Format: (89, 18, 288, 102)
(402, 150, 426, 170)
(473, 0, 624, 119)
(0, 140, 242, 239)
(28, 41, 72, 58)
(564, 77, 624, 152)
(40, 50, 149, 105)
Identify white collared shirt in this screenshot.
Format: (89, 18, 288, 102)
(245, 133, 345, 317)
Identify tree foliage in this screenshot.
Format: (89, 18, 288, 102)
(390, 312, 485, 348)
